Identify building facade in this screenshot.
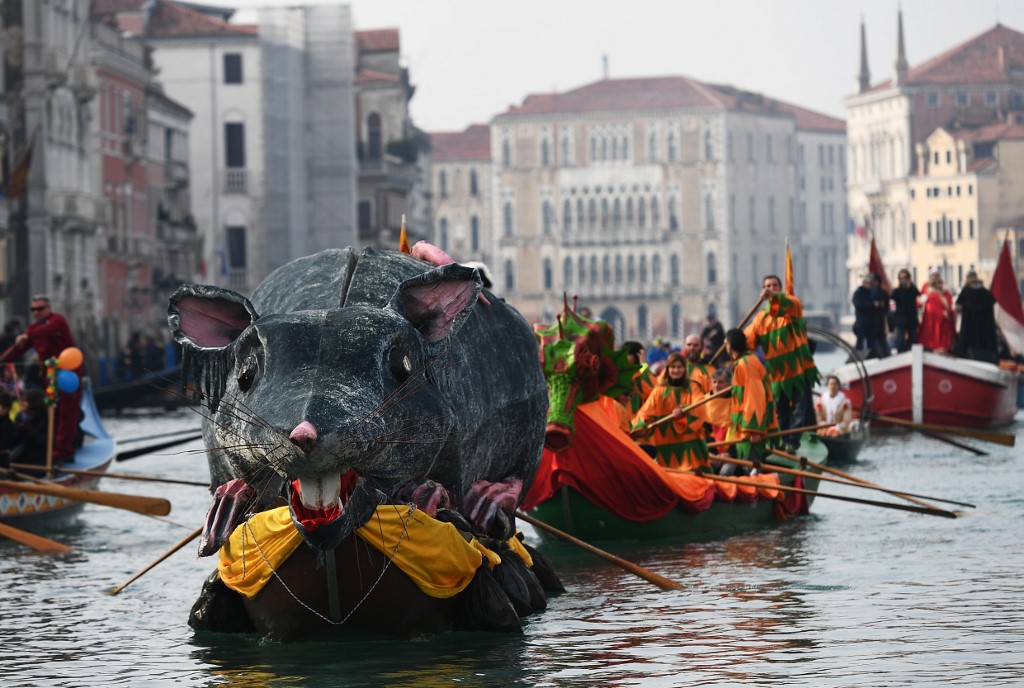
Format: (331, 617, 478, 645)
(430, 124, 492, 267)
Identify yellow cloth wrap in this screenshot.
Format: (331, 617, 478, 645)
(218, 505, 527, 601)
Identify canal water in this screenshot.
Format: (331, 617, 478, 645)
(3, 372, 1023, 686)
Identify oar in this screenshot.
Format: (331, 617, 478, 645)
(0, 521, 73, 553)
(866, 412, 1015, 447)
(118, 429, 202, 444)
(708, 296, 764, 364)
(707, 422, 833, 449)
(709, 454, 975, 509)
(630, 387, 732, 436)
(919, 430, 988, 456)
(0, 476, 172, 516)
(117, 434, 203, 462)
(108, 526, 203, 595)
(515, 510, 683, 591)
(9, 463, 209, 488)
(768, 448, 944, 512)
(677, 471, 957, 518)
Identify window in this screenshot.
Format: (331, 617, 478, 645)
(911, 221, 916, 242)
(969, 218, 975, 238)
(543, 258, 553, 290)
(542, 201, 553, 235)
(956, 91, 968, 106)
(927, 92, 940, 108)
(626, 256, 635, 284)
(648, 131, 657, 162)
(639, 255, 647, 283)
(670, 254, 680, 286)
(946, 151, 952, 164)
(652, 255, 661, 284)
(578, 257, 585, 285)
(438, 170, 448, 198)
(650, 198, 660, 229)
(747, 132, 755, 162)
(957, 219, 962, 240)
(358, 201, 372, 230)
(224, 53, 243, 84)
(638, 305, 648, 336)
(225, 123, 245, 167)
(613, 199, 622, 230)
(470, 216, 480, 252)
(469, 169, 479, 196)
(626, 198, 634, 225)
(563, 200, 572, 232)
(576, 199, 584, 229)
(504, 260, 515, 291)
(367, 114, 382, 160)
(602, 256, 610, 283)
(704, 194, 713, 231)
(704, 128, 713, 161)
(588, 199, 597, 229)
(671, 304, 681, 337)
(615, 255, 623, 284)
(638, 199, 646, 229)
(563, 258, 572, 287)
(728, 131, 734, 160)
(502, 139, 512, 167)
(226, 226, 247, 269)
(622, 136, 629, 161)
(503, 202, 513, 236)
(562, 136, 571, 166)
(601, 198, 609, 230)
(767, 134, 774, 163)
(986, 91, 998, 106)
(438, 218, 449, 250)
(590, 256, 597, 284)
(667, 132, 677, 162)
(541, 139, 550, 167)
(669, 197, 679, 231)
(707, 252, 717, 284)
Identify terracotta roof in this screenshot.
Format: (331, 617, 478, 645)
(953, 120, 1024, 141)
(356, 68, 401, 85)
(356, 28, 400, 53)
(430, 125, 492, 161)
(868, 23, 1024, 92)
(94, 0, 256, 38)
(497, 76, 844, 132)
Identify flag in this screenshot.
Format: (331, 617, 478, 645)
(867, 238, 891, 293)
(990, 239, 1024, 354)
(848, 218, 867, 240)
(785, 241, 795, 296)
(2, 133, 35, 199)
(399, 214, 411, 254)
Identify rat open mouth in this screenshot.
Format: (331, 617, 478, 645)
(289, 469, 360, 532)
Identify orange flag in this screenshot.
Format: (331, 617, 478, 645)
(398, 214, 411, 254)
(785, 241, 795, 296)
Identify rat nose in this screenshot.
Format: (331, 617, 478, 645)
(289, 421, 318, 454)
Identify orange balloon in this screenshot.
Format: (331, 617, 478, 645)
(57, 347, 83, 370)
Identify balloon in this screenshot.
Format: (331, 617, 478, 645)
(56, 369, 80, 394)
(58, 347, 83, 370)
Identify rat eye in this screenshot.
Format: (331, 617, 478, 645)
(237, 354, 259, 392)
(389, 347, 413, 383)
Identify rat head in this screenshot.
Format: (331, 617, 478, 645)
(169, 263, 482, 550)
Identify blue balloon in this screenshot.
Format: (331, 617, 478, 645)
(56, 369, 80, 394)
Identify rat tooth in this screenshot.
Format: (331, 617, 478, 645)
(298, 471, 342, 510)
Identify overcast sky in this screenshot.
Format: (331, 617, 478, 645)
(227, 0, 1024, 133)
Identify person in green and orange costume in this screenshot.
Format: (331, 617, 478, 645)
(683, 334, 714, 394)
(630, 352, 711, 472)
(623, 340, 658, 415)
(744, 275, 818, 452)
(724, 328, 776, 471)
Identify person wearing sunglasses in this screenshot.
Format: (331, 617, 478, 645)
(0, 295, 81, 464)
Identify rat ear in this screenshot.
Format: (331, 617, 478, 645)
(389, 264, 482, 343)
(168, 284, 259, 350)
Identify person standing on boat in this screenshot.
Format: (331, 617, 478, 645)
(744, 275, 818, 451)
(889, 269, 920, 353)
(631, 352, 712, 472)
(917, 269, 955, 354)
(724, 328, 776, 470)
(814, 375, 853, 436)
(852, 273, 888, 358)
(0, 295, 82, 463)
(955, 270, 998, 364)
(683, 334, 715, 394)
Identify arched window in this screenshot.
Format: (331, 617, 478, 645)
(438, 170, 448, 199)
(638, 304, 648, 336)
(470, 215, 480, 252)
(611, 138, 618, 160)
(627, 255, 635, 284)
(576, 199, 584, 230)
(705, 194, 714, 230)
(543, 258, 553, 290)
(542, 201, 553, 235)
(602, 255, 611, 283)
(707, 252, 717, 284)
(704, 128, 713, 161)
(639, 255, 648, 283)
(590, 136, 597, 161)
(562, 136, 571, 166)
(652, 255, 662, 284)
(671, 303, 681, 336)
(438, 217, 449, 251)
(590, 256, 598, 285)
(563, 257, 572, 287)
(601, 137, 608, 160)
(615, 255, 623, 284)
(367, 113, 382, 159)
(670, 254, 680, 286)
(563, 200, 572, 232)
(648, 132, 657, 162)
(502, 139, 511, 167)
(504, 260, 515, 291)
(541, 139, 550, 167)
(469, 169, 479, 196)
(651, 197, 660, 229)
(601, 199, 609, 230)
(503, 202, 514, 236)
(626, 198, 634, 225)
(578, 256, 585, 286)
(638, 199, 646, 229)
(588, 199, 597, 229)
(622, 136, 629, 161)
(613, 199, 622, 229)
(667, 131, 677, 162)
(669, 197, 679, 230)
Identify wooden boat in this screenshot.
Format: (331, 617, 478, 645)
(0, 382, 116, 524)
(816, 423, 870, 465)
(832, 344, 1018, 428)
(93, 365, 184, 413)
(522, 401, 828, 545)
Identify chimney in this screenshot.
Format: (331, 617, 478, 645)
(858, 18, 871, 93)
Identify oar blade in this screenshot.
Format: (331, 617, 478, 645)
(0, 522, 72, 553)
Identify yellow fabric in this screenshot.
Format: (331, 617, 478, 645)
(218, 505, 525, 601)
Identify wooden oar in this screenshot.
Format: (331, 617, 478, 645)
(108, 526, 202, 595)
(768, 448, 943, 512)
(678, 471, 957, 518)
(866, 412, 1015, 447)
(9, 463, 209, 488)
(707, 423, 833, 449)
(0, 477, 172, 516)
(919, 430, 988, 456)
(710, 454, 976, 509)
(515, 510, 683, 591)
(0, 521, 72, 553)
(117, 434, 204, 462)
(118, 429, 202, 445)
(708, 296, 764, 364)
(630, 387, 732, 436)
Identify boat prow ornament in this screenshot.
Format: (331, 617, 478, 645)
(169, 246, 561, 641)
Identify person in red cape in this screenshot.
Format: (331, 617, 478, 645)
(0, 295, 82, 462)
(916, 269, 955, 353)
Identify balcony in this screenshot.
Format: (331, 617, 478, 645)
(165, 160, 189, 189)
(48, 191, 110, 226)
(223, 168, 248, 195)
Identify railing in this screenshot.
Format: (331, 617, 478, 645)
(223, 169, 248, 195)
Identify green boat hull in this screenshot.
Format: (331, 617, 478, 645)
(527, 434, 828, 544)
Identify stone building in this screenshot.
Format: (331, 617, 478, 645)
(486, 76, 845, 340)
(429, 124, 492, 266)
(846, 13, 1024, 293)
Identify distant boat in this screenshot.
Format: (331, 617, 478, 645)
(93, 365, 185, 413)
(0, 382, 116, 524)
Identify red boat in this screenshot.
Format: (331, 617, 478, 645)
(833, 344, 1018, 428)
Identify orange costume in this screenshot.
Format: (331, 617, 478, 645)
(629, 365, 658, 414)
(744, 292, 819, 399)
(686, 361, 715, 395)
(631, 382, 710, 471)
(729, 352, 777, 459)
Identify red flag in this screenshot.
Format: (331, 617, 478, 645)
(785, 241, 795, 296)
(990, 239, 1024, 353)
(867, 238, 891, 293)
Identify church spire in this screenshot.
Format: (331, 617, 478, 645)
(894, 8, 909, 85)
(858, 18, 871, 93)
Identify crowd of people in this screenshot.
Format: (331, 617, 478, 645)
(608, 275, 830, 479)
(853, 267, 1001, 362)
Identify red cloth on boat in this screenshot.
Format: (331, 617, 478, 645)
(522, 400, 716, 520)
(916, 284, 954, 352)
